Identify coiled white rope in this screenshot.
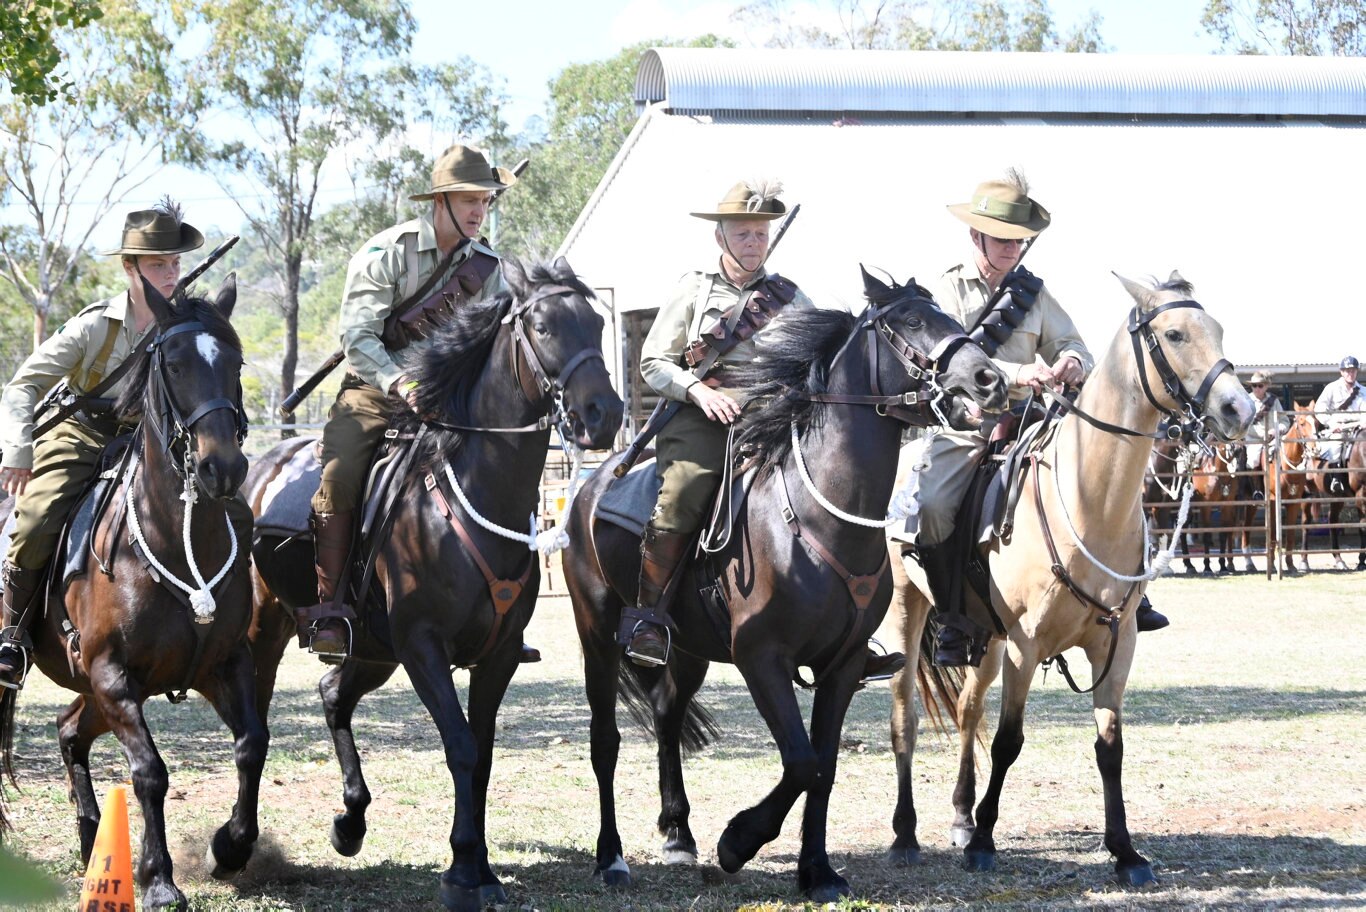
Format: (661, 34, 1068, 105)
(123, 456, 238, 621)
(1047, 436, 1194, 584)
(790, 422, 913, 528)
(441, 424, 586, 556)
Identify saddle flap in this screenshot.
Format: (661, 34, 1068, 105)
(61, 433, 134, 588)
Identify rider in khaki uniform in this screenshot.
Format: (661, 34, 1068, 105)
(0, 201, 250, 689)
(895, 174, 1169, 668)
(305, 144, 520, 659)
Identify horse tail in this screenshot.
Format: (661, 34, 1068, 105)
(616, 661, 721, 755)
(0, 686, 17, 833)
(914, 620, 964, 733)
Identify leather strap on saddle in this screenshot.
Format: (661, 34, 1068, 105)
(683, 274, 798, 369)
(381, 245, 500, 349)
(967, 267, 1043, 357)
(424, 473, 532, 666)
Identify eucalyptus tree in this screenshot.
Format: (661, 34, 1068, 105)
(0, 0, 103, 104)
(1202, 0, 1366, 55)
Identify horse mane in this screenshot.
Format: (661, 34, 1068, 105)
(399, 262, 596, 469)
(112, 296, 242, 423)
(1152, 276, 1195, 296)
(728, 308, 858, 476)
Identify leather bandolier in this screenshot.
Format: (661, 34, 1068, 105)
(381, 244, 500, 350)
(683, 274, 798, 375)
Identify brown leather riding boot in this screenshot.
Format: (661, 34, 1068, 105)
(307, 511, 355, 658)
(0, 562, 45, 691)
(622, 526, 691, 667)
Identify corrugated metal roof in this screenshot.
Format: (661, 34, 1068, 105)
(636, 48, 1366, 118)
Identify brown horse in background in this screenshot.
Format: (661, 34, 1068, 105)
(1268, 406, 1316, 573)
(1309, 426, 1366, 570)
(1143, 433, 1198, 573)
(1190, 442, 1251, 574)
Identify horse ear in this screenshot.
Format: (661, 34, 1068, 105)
(214, 272, 237, 319)
(140, 275, 175, 326)
(860, 264, 890, 298)
(501, 256, 529, 300)
(550, 256, 576, 284)
(1113, 272, 1156, 311)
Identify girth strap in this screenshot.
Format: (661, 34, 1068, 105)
(424, 473, 532, 667)
(774, 463, 888, 688)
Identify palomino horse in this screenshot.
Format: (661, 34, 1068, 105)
(1190, 442, 1251, 574)
(887, 273, 1254, 884)
(1267, 406, 1316, 573)
(0, 278, 261, 910)
(562, 270, 1008, 902)
(248, 259, 621, 912)
(1309, 426, 1366, 570)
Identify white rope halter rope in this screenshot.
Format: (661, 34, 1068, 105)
(441, 424, 586, 556)
(790, 422, 915, 528)
(123, 455, 239, 621)
(1047, 435, 1194, 584)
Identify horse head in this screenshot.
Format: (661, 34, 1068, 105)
(117, 273, 249, 500)
(1283, 403, 1317, 466)
(860, 267, 1008, 430)
(501, 257, 623, 450)
(1116, 270, 1254, 442)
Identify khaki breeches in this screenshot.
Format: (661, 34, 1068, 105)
(651, 404, 730, 535)
(7, 419, 110, 570)
(912, 428, 988, 546)
(312, 385, 389, 515)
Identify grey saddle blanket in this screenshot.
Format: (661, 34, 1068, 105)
(256, 438, 322, 539)
(594, 457, 660, 538)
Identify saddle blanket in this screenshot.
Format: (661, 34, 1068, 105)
(256, 438, 322, 539)
(595, 457, 659, 538)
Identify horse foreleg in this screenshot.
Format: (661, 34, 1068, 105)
(963, 644, 1034, 873)
(402, 643, 494, 912)
(248, 585, 294, 726)
(200, 642, 267, 879)
(579, 630, 631, 887)
(320, 658, 398, 857)
(1087, 627, 1153, 885)
(87, 662, 183, 910)
(889, 553, 927, 865)
(796, 659, 863, 902)
(951, 640, 1002, 849)
(717, 651, 817, 876)
(654, 652, 709, 865)
(56, 695, 111, 861)
(465, 643, 521, 905)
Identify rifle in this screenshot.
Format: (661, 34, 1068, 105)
(614, 204, 802, 478)
(173, 234, 240, 299)
(279, 157, 530, 418)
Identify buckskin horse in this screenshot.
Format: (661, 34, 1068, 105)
(561, 270, 1008, 902)
(247, 258, 621, 912)
(887, 272, 1254, 884)
(0, 277, 261, 910)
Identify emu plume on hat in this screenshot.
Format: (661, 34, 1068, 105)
(690, 179, 787, 221)
(100, 196, 204, 256)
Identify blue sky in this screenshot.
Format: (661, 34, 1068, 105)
(17, 0, 1224, 242)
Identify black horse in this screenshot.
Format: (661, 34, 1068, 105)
(248, 258, 622, 911)
(1, 276, 261, 910)
(562, 270, 1008, 902)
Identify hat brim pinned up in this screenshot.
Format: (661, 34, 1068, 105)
(946, 201, 1051, 239)
(410, 167, 517, 201)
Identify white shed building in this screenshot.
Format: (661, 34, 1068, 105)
(557, 49, 1366, 429)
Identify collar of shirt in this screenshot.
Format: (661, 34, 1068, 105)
(706, 259, 768, 292)
(103, 290, 131, 321)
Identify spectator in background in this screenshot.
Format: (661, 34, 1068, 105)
(1313, 356, 1366, 491)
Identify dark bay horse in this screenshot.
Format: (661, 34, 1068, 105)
(248, 258, 621, 912)
(1309, 426, 1366, 570)
(888, 273, 1254, 884)
(562, 271, 1008, 902)
(0, 277, 261, 910)
(1268, 405, 1315, 573)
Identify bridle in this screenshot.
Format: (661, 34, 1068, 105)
(809, 289, 973, 427)
(144, 319, 249, 480)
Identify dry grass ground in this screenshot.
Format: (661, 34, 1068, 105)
(4, 565, 1364, 910)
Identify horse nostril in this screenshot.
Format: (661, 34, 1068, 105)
(975, 368, 999, 389)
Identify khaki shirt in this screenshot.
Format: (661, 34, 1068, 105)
(338, 214, 503, 394)
(640, 264, 816, 403)
(1, 293, 145, 471)
(932, 263, 1094, 403)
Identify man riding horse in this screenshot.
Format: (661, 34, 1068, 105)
(621, 179, 904, 681)
(890, 170, 1167, 668)
(303, 144, 541, 662)
(0, 200, 252, 689)
(1312, 355, 1366, 493)
(1245, 370, 1287, 492)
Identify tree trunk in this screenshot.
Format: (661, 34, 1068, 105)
(279, 252, 302, 439)
(31, 300, 49, 351)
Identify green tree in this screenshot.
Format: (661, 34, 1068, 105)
(0, 0, 103, 104)
(1202, 0, 1366, 55)
(0, 0, 197, 348)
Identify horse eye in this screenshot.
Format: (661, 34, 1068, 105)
(534, 322, 550, 336)
(1164, 329, 1182, 343)
(905, 316, 924, 330)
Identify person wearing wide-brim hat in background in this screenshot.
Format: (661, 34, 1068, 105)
(302, 143, 539, 662)
(889, 168, 1167, 669)
(0, 197, 242, 689)
(1240, 370, 1288, 535)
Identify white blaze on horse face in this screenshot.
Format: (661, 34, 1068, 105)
(196, 333, 222, 367)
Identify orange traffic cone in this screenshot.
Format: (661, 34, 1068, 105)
(78, 784, 136, 912)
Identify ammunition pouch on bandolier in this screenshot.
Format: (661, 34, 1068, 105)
(380, 248, 500, 350)
(969, 267, 1043, 357)
(682, 274, 798, 372)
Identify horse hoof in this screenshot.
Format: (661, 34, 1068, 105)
(949, 825, 975, 848)
(143, 882, 189, 911)
(716, 825, 756, 874)
(804, 880, 851, 903)
(662, 847, 697, 865)
(887, 845, 921, 866)
(963, 848, 996, 872)
(662, 827, 698, 865)
(330, 814, 366, 857)
(439, 872, 485, 912)
(1117, 861, 1157, 887)
(598, 854, 632, 888)
(205, 825, 253, 879)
